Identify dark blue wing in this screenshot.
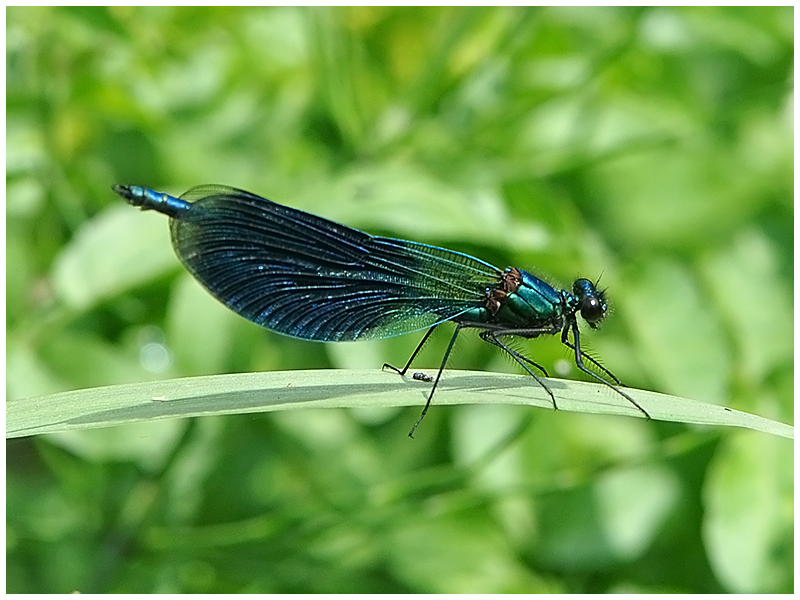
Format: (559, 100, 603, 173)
(169, 185, 501, 341)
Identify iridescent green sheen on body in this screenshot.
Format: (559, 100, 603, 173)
(493, 271, 562, 328)
(113, 183, 650, 434)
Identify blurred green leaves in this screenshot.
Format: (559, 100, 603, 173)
(52, 204, 175, 309)
(703, 431, 793, 592)
(7, 6, 792, 594)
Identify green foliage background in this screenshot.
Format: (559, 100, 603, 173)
(6, 6, 793, 593)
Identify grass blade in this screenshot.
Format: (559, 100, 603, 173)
(6, 370, 793, 439)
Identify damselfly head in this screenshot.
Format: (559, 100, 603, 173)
(572, 278, 608, 328)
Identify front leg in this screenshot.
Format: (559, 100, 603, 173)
(560, 320, 623, 385)
(563, 319, 651, 419)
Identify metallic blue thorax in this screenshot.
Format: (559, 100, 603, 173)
(455, 269, 565, 330)
(495, 270, 564, 327)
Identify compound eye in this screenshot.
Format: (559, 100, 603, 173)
(580, 296, 606, 324)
